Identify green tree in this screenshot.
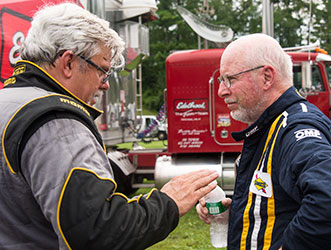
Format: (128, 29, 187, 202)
(142, 0, 200, 112)
(312, 0, 331, 52)
(272, 0, 327, 48)
(273, 1, 303, 47)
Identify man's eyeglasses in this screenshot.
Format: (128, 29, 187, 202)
(217, 65, 265, 88)
(80, 55, 113, 83)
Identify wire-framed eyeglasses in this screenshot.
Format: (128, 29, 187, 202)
(217, 65, 265, 88)
(80, 55, 113, 83)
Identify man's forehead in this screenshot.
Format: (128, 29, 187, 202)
(220, 48, 244, 73)
(98, 44, 112, 57)
(220, 59, 239, 74)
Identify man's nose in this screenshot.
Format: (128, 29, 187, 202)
(100, 80, 110, 91)
(218, 82, 230, 98)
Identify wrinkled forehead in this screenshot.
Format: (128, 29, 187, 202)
(220, 47, 245, 74)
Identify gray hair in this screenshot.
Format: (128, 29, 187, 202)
(226, 33, 293, 84)
(20, 2, 125, 69)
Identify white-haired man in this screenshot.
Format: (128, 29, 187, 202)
(197, 33, 331, 249)
(0, 3, 218, 250)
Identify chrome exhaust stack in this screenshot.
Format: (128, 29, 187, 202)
(154, 153, 238, 196)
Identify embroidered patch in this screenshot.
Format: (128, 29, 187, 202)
(13, 64, 26, 75)
(217, 114, 231, 127)
(249, 171, 273, 198)
(245, 125, 259, 137)
(294, 128, 322, 141)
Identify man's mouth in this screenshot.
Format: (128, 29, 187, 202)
(225, 99, 238, 110)
(89, 91, 103, 106)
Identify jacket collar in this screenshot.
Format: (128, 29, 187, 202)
(4, 60, 103, 120)
(232, 86, 305, 141)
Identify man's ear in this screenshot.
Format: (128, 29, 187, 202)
(60, 50, 75, 79)
(262, 65, 275, 90)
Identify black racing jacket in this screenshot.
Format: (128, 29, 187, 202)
(228, 87, 331, 250)
(0, 61, 179, 250)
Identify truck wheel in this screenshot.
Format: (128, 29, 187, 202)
(157, 131, 167, 140)
(109, 159, 138, 196)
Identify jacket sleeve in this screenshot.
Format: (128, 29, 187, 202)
(277, 121, 331, 250)
(21, 118, 179, 250)
(58, 169, 179, 250)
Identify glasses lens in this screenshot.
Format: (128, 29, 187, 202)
(224, 76, 231, 88)
(103, 69, 114, 83)
(217, 75, 231, 88)
(103, 74, 110, 83)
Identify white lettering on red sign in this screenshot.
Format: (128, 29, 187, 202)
(176, 101, 206, 110)
(174, 99, 208, 112)
(177, 137, 204, 148)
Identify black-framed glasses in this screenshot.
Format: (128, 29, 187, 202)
(217, 65, 265, 88)
(79, 55, 113, 83)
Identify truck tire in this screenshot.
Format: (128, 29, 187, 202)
(157, 131, 167, 140)
(109, 159, 138, 196)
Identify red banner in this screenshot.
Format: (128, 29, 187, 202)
(0, 0, 82, 89)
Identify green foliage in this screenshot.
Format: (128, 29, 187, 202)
(142, 0, 331, 112)
(312, 0, 331, 52)
(143, 108, 158, 115)
(142, 87, 164, 111)
(214, 0, 262, 37)
(273, 2, 303, 47)
(116, 140, 167, 150)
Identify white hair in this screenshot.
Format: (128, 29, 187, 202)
(224, 33, 293, 84)
(20, 2, 125, 69)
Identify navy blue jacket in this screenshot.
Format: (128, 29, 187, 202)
(228, 87, 331, 250)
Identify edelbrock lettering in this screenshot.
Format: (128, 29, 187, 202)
(176, 101, 205, 110)
(294, 128, 322, 141)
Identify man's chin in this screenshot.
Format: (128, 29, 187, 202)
(88, 98, 96, 106)
(230, 110, 250, 124)
(89, 91, 103, 106)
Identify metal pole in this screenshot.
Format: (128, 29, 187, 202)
(198, 35, 201, 50)
(89, 0, 105, 18)
(262, 0, 274, 37)
(203, 0, 209, 49)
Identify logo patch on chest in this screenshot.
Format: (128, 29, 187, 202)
(249, 171, 273, 198)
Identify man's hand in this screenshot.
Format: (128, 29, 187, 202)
(160, 170, 219, 217)
(196, 196, 232, 224)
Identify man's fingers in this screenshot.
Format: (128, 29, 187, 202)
(194, 180, 217, 199)
(183, 170, 218, 209)
(180, 169, 218, 185)
(160, 169, 219, 217)
(199, 197, 206, 206)
(196, 203, 211, 224)
(187, 170, 219, 191)
(222, 197, 232, 208)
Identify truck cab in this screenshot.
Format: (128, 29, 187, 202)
(289, 52, 331, 118)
